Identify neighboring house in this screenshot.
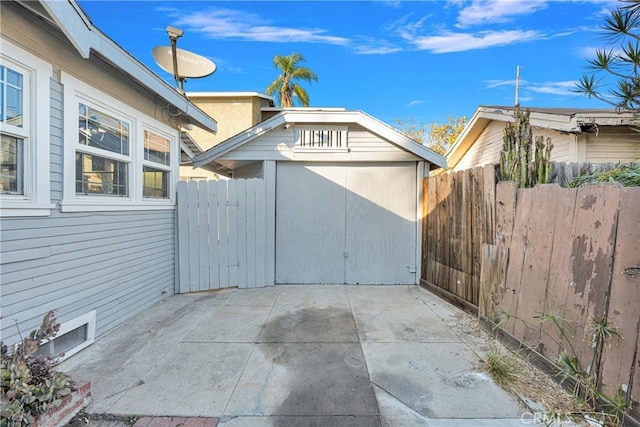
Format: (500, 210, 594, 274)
(192, 108, 447, 286)
(0, 1, 217, 353)
(447, 106, 639, 172)
(180, 92, 274, 181)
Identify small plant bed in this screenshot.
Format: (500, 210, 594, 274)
(484, 341, 592, 426)
(566, 163, 640, 188)
(1, 311, 88, 426)
(485, 309, 632, 427)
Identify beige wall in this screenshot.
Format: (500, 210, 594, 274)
(180, 95, 272, 180)
(586, 126, 640, 163)
(454, 120, 638, 171)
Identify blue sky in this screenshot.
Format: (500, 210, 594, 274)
(78, 0, 620, 127)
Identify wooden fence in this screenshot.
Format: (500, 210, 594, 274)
(176, 179, 267, 292)
(422, 165, 640, 416)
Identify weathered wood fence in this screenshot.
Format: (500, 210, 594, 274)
(422, 164, 640, 416)
(176, 179, 267, 292)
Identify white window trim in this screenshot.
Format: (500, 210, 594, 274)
(294, 125, 349, 153)
(142, 123, 174, 200)
(0, 38, 53, 217)
(60, 72, 178, 212)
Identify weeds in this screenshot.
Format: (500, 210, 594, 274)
(489, 308, 629, 426)
(485, 344, 519, 385)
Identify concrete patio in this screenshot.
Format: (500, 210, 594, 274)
(60, 285, 531, 426)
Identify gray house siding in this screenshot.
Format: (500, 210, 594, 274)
(0, 79, 176, 348)
(50, 79, 64, 202)
(1, 210, 176, 347)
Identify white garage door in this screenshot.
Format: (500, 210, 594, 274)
(275, 162, 417, 285)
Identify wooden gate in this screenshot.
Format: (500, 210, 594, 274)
(176, 179, 267, 292)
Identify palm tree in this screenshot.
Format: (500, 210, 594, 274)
(266, 53, 318, 107)
(573, 0, 640, 111)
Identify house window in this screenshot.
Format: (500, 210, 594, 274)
(76, 152, 128, 196)
(142, 130, 171, 199)
(76, 104, 130, 196)
(61, 72, 177, 211)
(295, 126, 348, 152)
(0, 40, 52, 217)
(1, 134, 23, 194)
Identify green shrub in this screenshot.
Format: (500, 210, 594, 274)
(566, 164, 640, 188)
(1, 311, 75, 426)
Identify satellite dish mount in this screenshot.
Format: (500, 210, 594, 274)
(166, 26, 185, 93)
(152, 28, 216, 93)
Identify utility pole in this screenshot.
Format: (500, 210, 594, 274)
(515, 65, 521, 108)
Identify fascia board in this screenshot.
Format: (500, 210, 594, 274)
(445, 108, 489, 169)
(193, 115, 286, 168)
(40, 0, 92, 58)
(41, 0, 217, 134)
(352, 113, 448, 168)
(180, 140, 196, 159)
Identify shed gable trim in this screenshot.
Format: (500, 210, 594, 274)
(193, 110, 447, 169)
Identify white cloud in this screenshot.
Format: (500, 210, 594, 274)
(169, 8, 350, 45)
(409, 30, 542, 53)
(527, 81, 579, 96)
(456, 0, 549, 27)
(407, 100, 424, 107)
(484, 79, 519, 89)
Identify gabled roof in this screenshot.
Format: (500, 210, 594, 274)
(35, 0, 217, 133)
(192, 108, 448, 170)
(446, 105, 636, 170)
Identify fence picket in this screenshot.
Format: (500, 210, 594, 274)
(187, 181, 200, 293)
(198, 182, 210, 292)
(177, 181, 190, 293)
(208, 181, 220, 289)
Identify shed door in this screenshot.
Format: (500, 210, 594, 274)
(275, 162, 417, 285)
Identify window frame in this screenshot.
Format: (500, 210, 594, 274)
(0, 38, 52, 217)
(142, 125, 173, 200)
(61, 72, 178, 212)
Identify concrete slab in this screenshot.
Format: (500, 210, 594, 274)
(217, 415, 381, 426)
(260, 305, 359, 343)
(108, 343, 253, 417)
(224, 343, 377, 417)
(222, 286, 281, 306)
(184, 305, 273, 343)
(346, 285, 426, 308)
(61, 285, 531, 426)
(351, 304, 460, 343)
(363, 342, 524, 419)
(276, 285, 351, 310)
(374, 385, 526, 426)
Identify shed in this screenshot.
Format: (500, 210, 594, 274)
(193, 108, 447, 286)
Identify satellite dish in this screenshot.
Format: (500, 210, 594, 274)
(152, 46, 216, 78)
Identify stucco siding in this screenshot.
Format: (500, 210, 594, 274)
(586, 126, 640, 163)
(0, 210, 175, 347)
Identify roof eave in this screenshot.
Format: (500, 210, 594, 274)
(40, 0, 218, 134)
